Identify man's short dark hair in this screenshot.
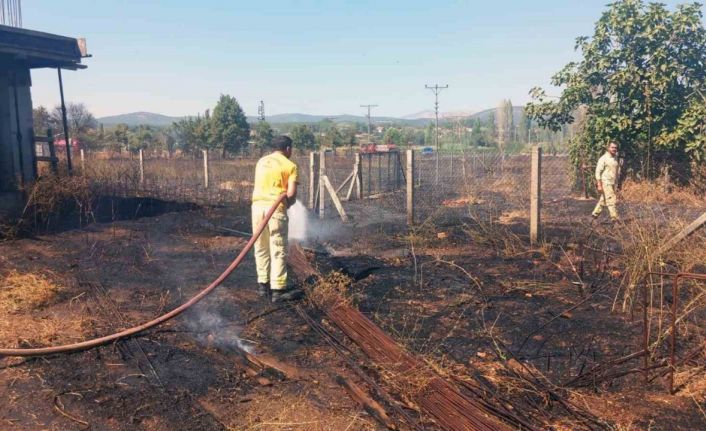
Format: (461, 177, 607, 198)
(272, 135, 293, 152)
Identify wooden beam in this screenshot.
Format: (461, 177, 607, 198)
(660, 211, 706, 254)
(344, 167, 358, 201)
(335, 170, 355, 195)
(35, 156, 59, 163)
(322, 175, 348, 222)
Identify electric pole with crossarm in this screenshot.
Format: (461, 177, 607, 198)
(425, 84, 448, 184)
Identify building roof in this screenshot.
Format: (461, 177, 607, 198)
(0, 24, 87, 70)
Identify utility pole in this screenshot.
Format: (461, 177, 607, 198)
(425, 84, 448, 184)
(258, 100, 265, 122)
(360, 104, 378, 144)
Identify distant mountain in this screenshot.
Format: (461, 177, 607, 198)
(98, 112, 183, 127)
(467, 106, 525, 123)
(97, 107, 526, 128)
(403, 110, 475, 120)
(259, 113, 418, 125)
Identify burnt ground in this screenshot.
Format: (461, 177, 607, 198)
(1, 196, 705, 430)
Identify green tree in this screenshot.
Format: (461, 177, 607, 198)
(290, 124, 317, 150)
(173, 118, 198, 155)
(518, 109, 531, 146)
(424, 122, 434, 147)
(127, 125, 154, 153)
(113, 123, 130, 153)
(340, 126, 358, 152)
(383, 127, 402, 146)
(526, 0, 706, 181)
(211, 94, 250, 157)
(194, 111, 212, 152)
(33, 106, 52, 135)
(254, 121, 274, 154)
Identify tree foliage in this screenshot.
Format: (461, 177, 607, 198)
(253, 120, 274, 154)
(211, 94, 250, 157)
(383, 127, 402, 146)
(290, 124, 317, 150)
(526, 0, 706, 180)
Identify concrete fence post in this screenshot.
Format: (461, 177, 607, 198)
(202, 149, 209, 189)
(530, 145, 542, 244)
(80, 149, 85, 172)
(308, 152, 319, 209)
(319, 149, 326, 219)
(406, 149, 415, 226)
(139, 148, 145, 186)
(354, 152, 362, 199)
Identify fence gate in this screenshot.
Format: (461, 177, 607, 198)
(360, 151, 405, 198)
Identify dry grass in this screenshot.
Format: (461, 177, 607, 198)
(0, 270, 63, 314)
(22, 174, 95, 221)
(462, 211, 526, 257)
(306, 271, 353, 309)
(612, 207, 706, 310)
(621, 180, 705, 207)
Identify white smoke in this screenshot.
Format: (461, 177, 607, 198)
(188, 309, 254, 354)
(287, 199, 342, 244)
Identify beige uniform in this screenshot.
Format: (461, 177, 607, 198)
(592, 152, 619, 219)
(251, 152, 298, 290)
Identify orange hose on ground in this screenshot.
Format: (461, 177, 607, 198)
(0, 194, 287, 357)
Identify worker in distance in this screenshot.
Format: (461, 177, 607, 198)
(591, 141, 620, 223)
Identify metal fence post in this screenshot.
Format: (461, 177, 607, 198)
(530, 145, 542, 244)
(203, 149, 209, 189)
(407, 149, 415, 226)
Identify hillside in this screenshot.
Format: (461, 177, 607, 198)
(98, 112, 183, 127)
(97, 107, 525, 127)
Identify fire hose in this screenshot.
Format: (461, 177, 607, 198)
(0, 194, 287, 357)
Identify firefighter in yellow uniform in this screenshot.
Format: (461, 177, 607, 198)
(251, 135, 301, 303)
(592, 141, 620, 222)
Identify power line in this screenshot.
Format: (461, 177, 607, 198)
(360, 104, 378, 144)
(425, 84, 448, 184)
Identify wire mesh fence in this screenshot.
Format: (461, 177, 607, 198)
(59, 147, 597, 239)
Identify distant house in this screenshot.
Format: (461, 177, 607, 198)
(0, 24, 87, 216)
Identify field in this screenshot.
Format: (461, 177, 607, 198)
(1, 149, 706, 430)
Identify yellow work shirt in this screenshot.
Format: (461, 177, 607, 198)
(595, 152, 619, 186)
(252, 152, 298, 208)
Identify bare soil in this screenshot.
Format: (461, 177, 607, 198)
(1, 195, 705, 430)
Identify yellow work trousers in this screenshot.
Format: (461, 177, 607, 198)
(252, 203, 289, 290)
(592, 184, 618, 219)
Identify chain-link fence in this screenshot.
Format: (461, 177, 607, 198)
(69, 148, 581, 235)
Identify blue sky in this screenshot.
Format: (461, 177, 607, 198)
(25, 0, 691, 119)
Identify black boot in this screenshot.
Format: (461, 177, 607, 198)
(258, 282, 270, 298)
(271, 287, 303, 303)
